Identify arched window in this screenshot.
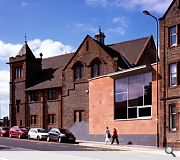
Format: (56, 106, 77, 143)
(74, 62, 84, 80)
(91, 59, 103, 78)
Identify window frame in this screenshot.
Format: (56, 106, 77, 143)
(169, 63, 177, 87)
(169, 105, 176, 132)
(16, 100, 21, 113)
(48, 114, 56, 124)
(47, 89, 57, 100)
(14, 66, 23, 79)
(169, 26, 177, 46)
(91, 59, 103, 78)
(30, 91, 39, 102)
(114, 72, 152, 120)
(31, 115, 38, 125)
(74, 110, 84, 122)
(74, 62, 84, 80)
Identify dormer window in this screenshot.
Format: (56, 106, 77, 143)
(91, 59, 103, 78)
(74, 62, 84, 80)
(15, 66, 23, 79)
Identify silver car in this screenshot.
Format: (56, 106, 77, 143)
(28, 128, 48, 141)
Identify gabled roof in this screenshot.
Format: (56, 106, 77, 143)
(17, 42, 36, 59)
(159, 0, 176, 20)
(108, 36, 151, 66)
(64, 35, 131, 70)
(26, 53, 74, 91)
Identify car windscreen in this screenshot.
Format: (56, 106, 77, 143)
(20, 128, 27, 131)
(37, 129, 47, 133)
(3, 127, 9, 130)
(59, 129, 71, 134)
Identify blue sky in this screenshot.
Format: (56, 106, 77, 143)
(0, 0, 172, 118)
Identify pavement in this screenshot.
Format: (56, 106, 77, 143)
(77, 140, 180, 157)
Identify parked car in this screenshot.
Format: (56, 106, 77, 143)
(9, 126, 28, 138)
(28, 128, 48, 140)
(0, 127, 9, 137)
(47, 128, 76, 143)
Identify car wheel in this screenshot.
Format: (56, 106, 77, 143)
(47, 136, 50, 142)
(9, 134, 12, 138)
(37, 136, 40, 141)
(28, 135, 30, 140)
(58, 137, 61, 143)
(18, 134, 21, 139)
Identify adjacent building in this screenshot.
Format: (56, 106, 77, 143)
(159, 0, 180, 148)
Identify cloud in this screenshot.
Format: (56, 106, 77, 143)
(115, 0, 172, 14)
(0, 39, 74, 118)
(112, 16, 128, 28)
(72, 19, 128, 37)
(0, 70, 10, 118)
(28, 39, 74, 58)
(73, 23, 97, 33)
(106, 27, 125, 35)
(86, 0, 108, 7)
(0, 39, 74, 61)
(86, 0, 172, 14)
(21, 1, 28, 7)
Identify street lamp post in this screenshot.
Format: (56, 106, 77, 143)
(143, 10, 159, 147)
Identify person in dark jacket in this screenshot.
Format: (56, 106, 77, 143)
(111, 128, 119, 144)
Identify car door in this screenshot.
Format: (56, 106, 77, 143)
(54, 129, 60, 141)
(31, 129, 35, 139)
(48, 129, 56, 141)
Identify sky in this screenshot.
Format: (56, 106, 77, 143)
(0, 0, 172, 118)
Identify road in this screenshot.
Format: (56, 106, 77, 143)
(0, 137, 113, 151)
(0, 137, 178, 160)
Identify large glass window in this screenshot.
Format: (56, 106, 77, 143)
(91, 59, 103, 78)
(169, 105, 176, 131)
(170, 63, 177, 86)
(170, 26, 177, 46)
(114, 72, 152, 120)
(74, 62, 84, 80)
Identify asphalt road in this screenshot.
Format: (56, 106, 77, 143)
(0, 137, 114, 151)
(0, 137, 178, 160)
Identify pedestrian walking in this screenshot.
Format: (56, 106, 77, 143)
(105, 127, 111, 144)
(111, 128, 119, 145)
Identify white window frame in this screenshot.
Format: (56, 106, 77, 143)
(170, 63, 177, 86)
(170, 26, 177, 46)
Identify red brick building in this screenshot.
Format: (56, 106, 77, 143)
(8, 29, 156, 143)
(159, 0, 180, 148)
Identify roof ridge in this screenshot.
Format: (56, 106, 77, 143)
(107, 35, 151, 46)
(42, 52, 74, 60)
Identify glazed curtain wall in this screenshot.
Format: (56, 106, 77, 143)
(115, 72, 152, 120)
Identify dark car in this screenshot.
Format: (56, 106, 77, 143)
(0, 127, 9, 137)
(9, 126, 28, 139)
(47, 128, 76, 143)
